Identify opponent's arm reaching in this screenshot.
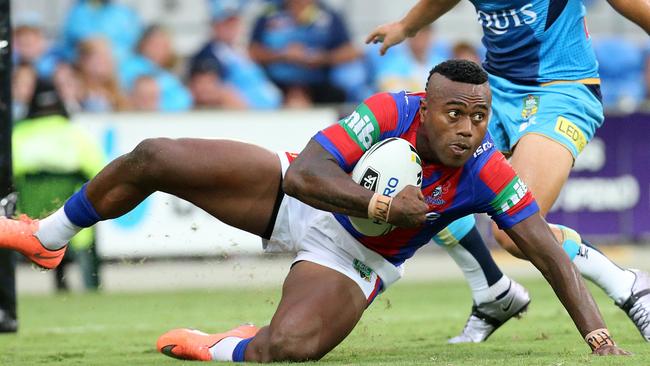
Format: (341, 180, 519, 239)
(505, 214, 630, 355)
(607, 0, 650, 35)
(284, 139, 429, 228)
(365, 0, 460, 55)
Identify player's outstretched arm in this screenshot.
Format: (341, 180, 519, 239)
(365, 0, 460, 55)
(504, 214, 631, 355)
(607, 0, 650, 35)
(284, 139, 428, 227)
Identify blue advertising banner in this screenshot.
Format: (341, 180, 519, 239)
(546, 113, 650, 241)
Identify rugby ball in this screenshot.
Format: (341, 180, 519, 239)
(350, 138, 423, 236)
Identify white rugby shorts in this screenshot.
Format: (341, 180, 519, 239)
(262, 152, 404, 303)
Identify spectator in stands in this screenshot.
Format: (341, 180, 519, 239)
(61, 0, 142, 63)
(189, 0, 281, 110)
(52, 63, 83, 115)
(136, 25, 180, 74)
(12, 12, 61, 80)
(187, 61, 247, 109)
(120, 24, 192, 112)
(12, 63, 37, 122)
(130, 75, 161, 111)
(452, 41, 481, 64)
(248, 0, 360, 106)
(370, 25, 450, 92)
(75, 38, 128, 112)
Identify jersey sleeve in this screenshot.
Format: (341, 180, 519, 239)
(313, 92, 400, 172)
(474, 151, 539, 229)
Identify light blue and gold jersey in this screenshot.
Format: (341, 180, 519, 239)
(469, 0, 599, 84)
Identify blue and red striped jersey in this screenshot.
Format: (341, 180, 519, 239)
(313, 91, 539, 265)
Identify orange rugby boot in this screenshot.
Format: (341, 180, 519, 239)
(157, 324, 259, 361)
(0, 214, 66, 269)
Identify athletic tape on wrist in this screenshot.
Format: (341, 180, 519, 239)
(368, 193, 392, 222)
(585, 328, 615, 351)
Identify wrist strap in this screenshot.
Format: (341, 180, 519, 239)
(368, 193, 392, 222)
(585, 328, 615, 351)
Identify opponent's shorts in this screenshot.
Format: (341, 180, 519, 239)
(488, 73, 604, 159)
(262, 152, 404, 304)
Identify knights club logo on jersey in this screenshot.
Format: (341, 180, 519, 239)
(425, 182, 450, 207)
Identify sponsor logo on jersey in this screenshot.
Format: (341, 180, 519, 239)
(353, 259, 373, 282)
(361, 167, 379, 191)
(521, 94, 539, 120)
(555, 116, 587, 153)
(340, 103, 379, 150)
(473, 140, 494, 158)
(491, 177, 528, 214)
(477, 3, 537, 35)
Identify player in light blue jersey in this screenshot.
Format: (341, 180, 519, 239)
(368, 0, 650, 343)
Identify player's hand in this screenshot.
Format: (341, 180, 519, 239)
(365, 22, 409, 56)
(387, 185, 429, 228)
(591, 345, 631, 356)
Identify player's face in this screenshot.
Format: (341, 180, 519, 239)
(417, 74, 491, 167)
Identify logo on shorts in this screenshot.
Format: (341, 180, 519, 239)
(554, 116, 587, 153)
(353, 259, 373, 282)
(521, 94, 539, 120)
(361, 168, 380, 191)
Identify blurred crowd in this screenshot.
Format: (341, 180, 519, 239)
(11, 0, 650, 121)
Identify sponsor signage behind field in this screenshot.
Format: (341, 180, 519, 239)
(547, 113, 650, 241)
(73, 111, 650, 257)
(73, 110, 336, 258)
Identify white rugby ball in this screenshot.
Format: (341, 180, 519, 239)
(350, 138, 423, 236)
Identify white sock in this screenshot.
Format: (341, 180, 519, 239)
(556, 225, 635, 304)
(209, 336, 243, 361)
(572, 244, 635, 304)
(445, 243, 510, 304)
(35, 207, 82, 250)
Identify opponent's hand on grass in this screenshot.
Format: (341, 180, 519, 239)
(592, 345, 631, 356)
(387, 185, 429, 228)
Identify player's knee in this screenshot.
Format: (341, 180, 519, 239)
(128, 138, 175, 181)
(267, 325, 323, 362)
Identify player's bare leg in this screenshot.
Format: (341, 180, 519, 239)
(245, 261, 367, 362)
(86, 138, 282, 236)
(158, 261, 368, 362)
(493, 134, 650, 340)
(0, 138, 283, 267)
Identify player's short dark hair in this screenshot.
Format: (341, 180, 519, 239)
(425, 60, 488, 92)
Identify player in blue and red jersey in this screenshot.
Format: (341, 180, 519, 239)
(0, 60, 628, 361)
(368, 0, 650, 343)
(314, 90, 537, 266)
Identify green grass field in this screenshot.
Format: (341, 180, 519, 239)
(1, 278, 648, 365)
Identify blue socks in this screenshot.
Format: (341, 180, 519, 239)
(63, 184, 102, 228)
(232, 337, 254, 362)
